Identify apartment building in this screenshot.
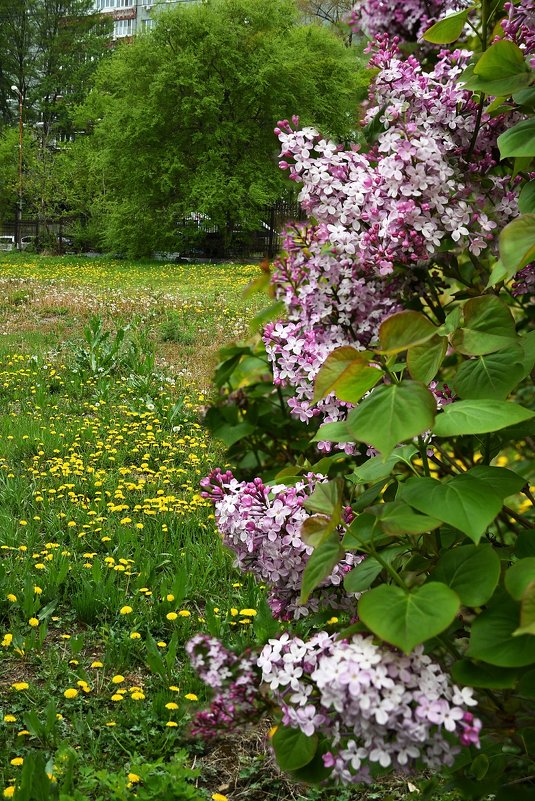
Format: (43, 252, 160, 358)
(93, 0, 198, 40)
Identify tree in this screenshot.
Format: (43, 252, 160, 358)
(0, 0, 112, 137)
(296, 0, 354, 44)
(81, 0, 368, 257)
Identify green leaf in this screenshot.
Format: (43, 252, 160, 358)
(486, 259, 511, 288)
(453, 347, 527, 400)
(300, 515, 335, 548)
(358, 583, 460, 654)
(513, 86, 535, 108)
(312, 420, 351, 444)
(464, 41, 531, 96)
(348, 445, 417, 484)
(519, 181, 535, 214)
(304, 478, 344, 518)
(213, 422, 255, 447)
(469, 464, 526, 496)
(452, 295, 517, 356)
(342, 513, 383, 550)
(344, 546, 406, 592)
(433, 545, 501, 606)
(345, 381, 436, 457)
(374, 500, 442, 534)
(423, 8, 470, 44)
(407, 334, 448, 384)
(467, 591, 535, 666)
(378, 310, 437, 353)
(399, 473, 504, 543)
(300, 534, 343, 604)
(505, 558, 535, 600)
(499, 117, 535, 158)
(313, 347, 381, 403)
(500, 214, 535, 274)
(452, 659, 519, 689)
(433, 399, 534, 437)
(516, 531, 535, 558)
(344, 557, 383, 592)
(515, 580, 535, 635)
(272, 725, 318, 771)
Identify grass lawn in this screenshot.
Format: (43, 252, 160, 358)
(0, 254, 457, 801)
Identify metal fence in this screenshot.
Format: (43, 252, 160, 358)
(0, 200, 307, 259)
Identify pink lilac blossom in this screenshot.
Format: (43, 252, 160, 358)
(262, 223, 399, 442)
(186, 634, 261, 737)
(200, 468, 359, 619)
(500, 0, 535, 68)
(348, 0, 466, 42)
(275, 42, 517, 278)
(259, 631, 481, 783)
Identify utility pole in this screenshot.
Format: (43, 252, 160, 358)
(11, 85, 23, 249)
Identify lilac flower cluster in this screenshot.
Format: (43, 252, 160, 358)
(200, 468, 359, 619)
(276, 44, 516, 278)
(262, 223, 398, 438)
(259, 631, 482, 783)
(501, 0, 535, 67)
(186, 634, 261, 737)
(348, 0, 463, 42)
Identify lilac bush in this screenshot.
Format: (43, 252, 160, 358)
(190, 1, 535, 795)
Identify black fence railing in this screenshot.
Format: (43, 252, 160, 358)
(0, 201, 307, 259)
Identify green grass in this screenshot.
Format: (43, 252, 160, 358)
(0, 255, 461, 801)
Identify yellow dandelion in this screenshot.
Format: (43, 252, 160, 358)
(3, 787, 15, 798)
(165, 702, 179, 710)
(184, 693, 198, 701)
(178, 610, 191, 617)
(127, 773, 141, 783)
(239, 609, 257, 617)
(166, 612, 178, 621)
(130, 691, 145, 701)
(165, 721, 178, 727)
(11, 682, 29, 691)
(111, 675, 125, 684)
(28, 617, 39, 627)
(10, 758, 23, 766)
(119, 605, 133, 615)
(63, 688, 78, 699)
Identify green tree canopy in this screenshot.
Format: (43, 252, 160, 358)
(81, 0, 368, 257)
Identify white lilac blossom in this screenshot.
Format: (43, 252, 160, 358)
(187, 631, 482, 780)
(259, 631, 482, 783)
(200, 469, 359, 619)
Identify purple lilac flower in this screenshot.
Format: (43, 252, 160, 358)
(200, 469, 360, 619)
(259, 631, 482, 782)
(186, 634, 261, 737)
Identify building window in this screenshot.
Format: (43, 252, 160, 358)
(98, 0, 134, 9)
(114, 18, 134, 37)
(141, 18, 154, 30)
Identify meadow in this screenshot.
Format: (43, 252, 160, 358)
(0, 254, 462, 801)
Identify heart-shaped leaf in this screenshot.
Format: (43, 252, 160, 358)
(399, 473, 503, 543)
(433, 544, 501, 606)
(345, 381, 436, 457)
(407, 334, 448, 384)
(453, 347, 527, 400)
(433, 399, 534, 436)
(499, 117, 535, 158)
(505, 558, 535, 601)
(452, 295, 517, 356)
(358, 582, 460, 653)
(374, 501, 442, 535)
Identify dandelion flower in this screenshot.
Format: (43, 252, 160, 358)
(6, 594, 17, 603)
(166, 594, 175, 602)
(119, 606, 132, 615)
(11, 683, 29, 691)
(165, 702, 179, 710)
(165, 721, 178, 727)
(10, 758, 23, 766)
(90, 661, 103, 668)
(212, 794, 229, 801)
(239, 609, 256, 616)
(184, 693, 198, 701)
(166, 612, 178, 621)
(111, 675, 125, 684)
(127, 773, 141, 783)
(3, 787, 15, 798)
(130, 691, 145, 701)
(28, 618, 39, 627)
(3, 715, 17, 723)
(130, 632, 141, 640)
(178, 610, 191, 617)
(111, 694, 123, 702)
(63, 688, 78, 699)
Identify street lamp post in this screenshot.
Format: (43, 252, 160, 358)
(11, 85, 23, 249)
